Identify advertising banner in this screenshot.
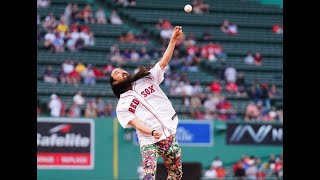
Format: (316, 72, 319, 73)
(226, 123, 282, 146)
(37, 118, 94, 169)
(133, 120, 213, 146)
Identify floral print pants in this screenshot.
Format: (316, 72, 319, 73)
(140, 135, 183, 180)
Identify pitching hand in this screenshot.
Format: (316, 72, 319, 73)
(171, 26, 184, 41)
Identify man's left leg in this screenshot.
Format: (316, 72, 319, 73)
(160, 136, 183, 180)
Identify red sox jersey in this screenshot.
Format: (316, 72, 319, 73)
(116, 62, 179, 146)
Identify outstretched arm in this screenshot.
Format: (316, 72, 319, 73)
(128, 117, 162, 139)
(159, 26, 183, 71)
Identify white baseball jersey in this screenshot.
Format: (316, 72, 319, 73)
(116, 62, 179, 146)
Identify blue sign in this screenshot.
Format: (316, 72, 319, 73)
(133, 120, 213, 146)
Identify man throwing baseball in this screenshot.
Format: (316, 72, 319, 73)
(110, 26, 183, 180)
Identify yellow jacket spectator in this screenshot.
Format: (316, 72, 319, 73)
(56, 21, 69, 33)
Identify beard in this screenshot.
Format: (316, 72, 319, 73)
(110, 66, 151, 98)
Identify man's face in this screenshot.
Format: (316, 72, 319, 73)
(111, 68, 129, 84)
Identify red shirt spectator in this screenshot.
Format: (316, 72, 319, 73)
(254, 52, 263, 65)
(162, 20, 172, 30)
(216, 167, 226, 179)
(208, 81, 222, 94)
(226, 82, 238, 93)
(272, 24, 283, 34)
(93, 67, 103, 79)
(80, 24, 90, 33)
(216, 97, 231, 110)
(187, 45, 198, 56)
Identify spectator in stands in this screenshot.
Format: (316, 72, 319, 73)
(58, 67, 70, 84)
(190, 95, 202, 111)
(276, 109, 283, 122)
(121, 31, 137, 43)
(110, 10, 123, 25)
(155, 18, 164, 30)
(228, 108, 239, 121)
(73, 91, 86, 106)
(224, 65, 237, 83)
(244, 51, 255, 65)
(43, 65, 58, 84)
(56, 20, 69, 34)
(207, 80, 222, 94)
(272, 24, 283, 34)
(52, 33, 65, 52)
(93, 65, 104, 80)
(192, 0, 210, 14)
(82, 64, 96, 85)
(96, 97, 106, 117)
(184, 33, 197, 47)
(192, 82, 204, 95)
(37, 0, 50, 8)
(68, 103, 81, 118)
(64, 32, 76, 52)
(201, 30, 214, 41)
(138, 47, 151, 60)
(250, 79, 262, 103)
(43, 30, 56, 50)
(246, 160, 258, 180)
(82, 4, 94, 24)
(191, 109, 205, 120)
(227, 23, 238, 35)
(130, 49, 140, 62)
(236, 73, 247, 97)
(221, 20, 238, 35)
(75, 61, 86, 75)
(220, 20, 230, 34)
(203, 165, 217, 179)
(62, 60, 74, 75)
(226, 82, 238, 93)
(68, 69, 80, 86)
(114, 0, 135, 7)
(71, 3, 81, 24)
(64, 3, 72, 25)
(95, 8, 107, 24)
(233, 160, 246, 180)
(211, 156, 223, 168)
(260, 83, 271, 109)
(48, 94, 63, 117)
(244, 102, 260, 121)
(203, 94, 219, 114)
(207, 42, 227, 61)
(105, 103, 114, 116)
(254, 52, 263, 65)
(43, 12, 58, 31)
(160, 21, 173, 45)
(186, 55, 201, 72)
(85, 98, 97, 118)
(216, 96, 231, 120)
(268, 84, 280, 98)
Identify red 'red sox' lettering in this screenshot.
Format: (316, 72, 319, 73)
(141, 85, 156, 97)
(128, 99, 139, 113)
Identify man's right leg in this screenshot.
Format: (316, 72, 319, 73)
(140, 144, 159, 180)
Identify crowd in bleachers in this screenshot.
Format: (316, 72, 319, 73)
(203, 153, 283, 180)
(37, 0, 282, 122)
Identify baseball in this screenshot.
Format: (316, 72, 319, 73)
(184, 4, 192, 13)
